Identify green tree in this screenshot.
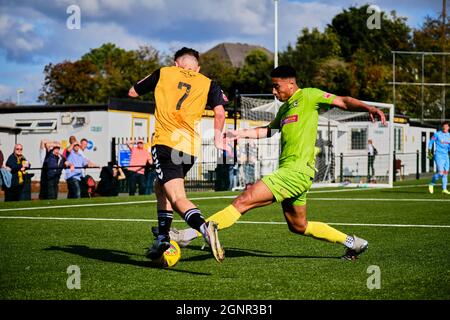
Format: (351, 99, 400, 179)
(236, 49, 273, 94)
(39, 43, 161, 104)
(200, 52, 237, 97)
(313, 58, 353, 96)
(280, 28, 341, 88)
(329, 4, 412, 64)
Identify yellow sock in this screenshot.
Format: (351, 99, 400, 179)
(304, 221, 348, 244)
(195, 205, 242, 237)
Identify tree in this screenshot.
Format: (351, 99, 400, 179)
(313, 58, 353, 96)
(329, 5, 412, 64)
(236, 49, 273, 94)
(280, 28, 341, 88)
(39, 43, 161, 104)
(200, 52, 237, 97)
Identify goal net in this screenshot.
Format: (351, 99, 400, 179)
(237, 94, 394, 189)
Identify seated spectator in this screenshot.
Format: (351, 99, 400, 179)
(97, 161, 125, 197)
(64, 142, 95, 199)
(5, 144, 31, 201)
(127, 138, 151, 196)
(42, 143, 65, 199)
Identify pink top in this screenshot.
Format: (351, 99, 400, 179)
(129, 147, 151, 174)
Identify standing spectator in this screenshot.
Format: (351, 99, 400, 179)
(63, 135, 77, 159)
(5, 144, 30, 201)
(80, 138, 88, 156)
(368, 139, 377, 181)
(65, 142, 95, 199)
(39, 139, 60, 199)
(43, 143, 65, 199)
(244, 140, 257, 187)
(127, 138, 151, 196)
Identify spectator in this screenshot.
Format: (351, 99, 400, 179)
(65, 142, 95, 199)
(63, 135, 77, 159)
(0, 144, 5, 168)
(39, 139, 60, 200)
(127, 138, 151, 196)
(5, 144, 31, 201)
(0, 141, 4, 168)
(244, 140, 257, 187)
(97, 161, 126, 197)
(0, 140, 11, 191)
(42, 143, 65, 199)
(80, 138, 88, 154)
(368, 139, 377, 181)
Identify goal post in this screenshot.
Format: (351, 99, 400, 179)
(236, 93, 394, 189)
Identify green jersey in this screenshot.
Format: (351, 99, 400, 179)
(268, 88, 336, 178)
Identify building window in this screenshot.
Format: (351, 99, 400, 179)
(351, 127, 367, 150)
(15, 119, 57, 132)
(394, 127, 403, 152)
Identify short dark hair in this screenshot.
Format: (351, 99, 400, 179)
(442, 121, 449, 126)
(270, 65, 297, 79)
(174, 47, 200, 62)
(80, 138, 88, 143)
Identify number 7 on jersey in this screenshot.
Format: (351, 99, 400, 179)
(176, 82, 191, 110)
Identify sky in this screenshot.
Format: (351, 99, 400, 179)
(0, 0, 444, 105)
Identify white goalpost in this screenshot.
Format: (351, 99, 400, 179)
(237, 94, 395, 189)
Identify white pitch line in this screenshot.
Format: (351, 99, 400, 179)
(0, 184, 442, 213)
(0, 215, 449, 228)
(309, 198, 450, 202)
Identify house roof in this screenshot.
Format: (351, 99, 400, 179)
(203, 42, 273, 68)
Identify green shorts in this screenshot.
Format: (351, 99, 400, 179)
(261, 167, 313, 206)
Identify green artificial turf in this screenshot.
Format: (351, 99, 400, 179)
(0, 179, 449, 300)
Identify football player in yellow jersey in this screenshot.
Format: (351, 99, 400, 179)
(128, 47, 228, 263)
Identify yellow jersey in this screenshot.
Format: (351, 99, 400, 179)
(134, 66, 228, 156)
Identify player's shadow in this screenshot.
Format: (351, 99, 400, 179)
(44, 245, 211, 276)
(183, 245, 339, 262)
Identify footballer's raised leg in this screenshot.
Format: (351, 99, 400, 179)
(282, 200, 368, 261)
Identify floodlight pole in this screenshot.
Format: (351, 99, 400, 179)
(274, 0, 279, 68)
(16, 89, 24, 106)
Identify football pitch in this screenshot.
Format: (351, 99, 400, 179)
(0, 179, 449, 300)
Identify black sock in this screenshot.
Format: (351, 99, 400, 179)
(157, 210, 173, 240)
(183, 208, 206, 232)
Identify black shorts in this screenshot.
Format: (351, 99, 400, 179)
(151, 145, 196, 185)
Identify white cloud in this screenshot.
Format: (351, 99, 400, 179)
(278, 1, 342, 48)
(0, 13, 45, 62)
(0, 0, 439, 104)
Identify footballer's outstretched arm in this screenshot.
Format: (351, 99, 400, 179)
(226, 126, 270, 141)
(332, 96, 386, 125)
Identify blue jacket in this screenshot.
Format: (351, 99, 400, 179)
(43, 151, 65, 179)
(0, 168, 12, 188)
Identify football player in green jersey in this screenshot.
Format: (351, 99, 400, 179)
(154, 65, 386, 260)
